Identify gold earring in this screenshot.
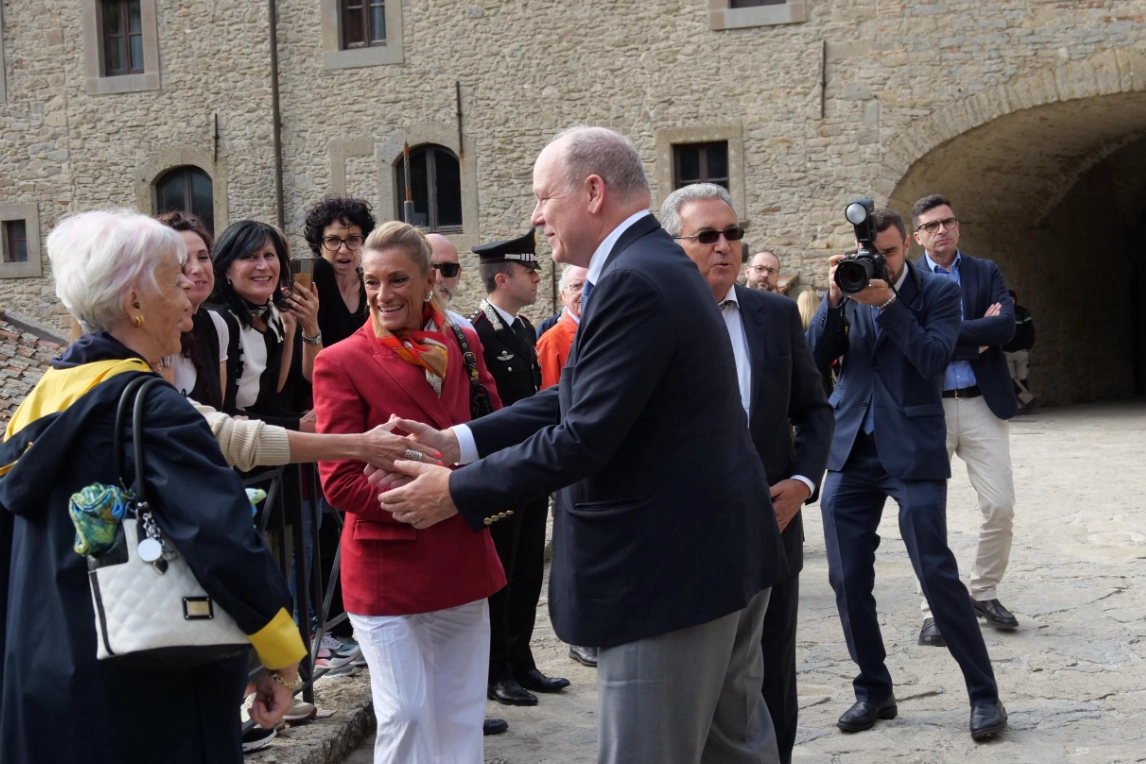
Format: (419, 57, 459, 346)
(133, 316, 144, 328)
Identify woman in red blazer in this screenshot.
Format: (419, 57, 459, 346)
(313, 221, 505, 763)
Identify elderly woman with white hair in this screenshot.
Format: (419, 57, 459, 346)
(0, 210, 306, 764)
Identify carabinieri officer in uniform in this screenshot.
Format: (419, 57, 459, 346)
(470, 229, 571, 706)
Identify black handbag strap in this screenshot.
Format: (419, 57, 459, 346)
(446, 323, 494, 419)
(112, 376, 167, 505)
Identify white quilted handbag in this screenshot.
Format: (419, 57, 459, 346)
(87, 376, 249, 668)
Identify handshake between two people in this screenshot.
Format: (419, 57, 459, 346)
(363, 416, 462, 531)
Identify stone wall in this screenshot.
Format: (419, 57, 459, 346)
(3, 1, 1146, 401)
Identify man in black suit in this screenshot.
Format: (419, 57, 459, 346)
(662, 183, 834, 764)
(911, 194, 1020, 645)
(468, 230, 570, 706)
(376, 126, 788, 763)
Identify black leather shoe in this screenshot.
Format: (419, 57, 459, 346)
(970, 700, 1007, 740)
(568, 645, 598, 667)
(483, 718, 509, 736)
(918, 617, 946, 647)
(836, 696, 898, 732)
(487, 679, 538, 706)
(516, 668, 570, 693)
(972, 598, 1019, 630)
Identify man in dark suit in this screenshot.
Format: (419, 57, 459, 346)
(806, 207, 1007, 741)
(468, 230, 570, 706)
(911, 194, 1020, 645)
(376, 126, 788, 763)
(662, 183, 834, 764)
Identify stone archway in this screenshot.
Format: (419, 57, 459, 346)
(881, 50, 1146, 406)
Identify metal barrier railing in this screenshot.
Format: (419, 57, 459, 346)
(243, 462, 347, 712)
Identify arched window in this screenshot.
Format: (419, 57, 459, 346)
(155, 166, 214, 232)
(394, 145, 462, 232)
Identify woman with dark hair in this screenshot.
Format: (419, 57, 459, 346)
(156, 211, 231, 408)
(304, 196, 375, 348)
(211, 220, 320, 430)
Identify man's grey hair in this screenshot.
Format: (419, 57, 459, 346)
(48, 209, 186, 333)
(660, 183, 737, 238)
(554, 125, 650, 203)
(558, 265, 581, 292)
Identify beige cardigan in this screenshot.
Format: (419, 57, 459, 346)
(191, 402, 292, 472)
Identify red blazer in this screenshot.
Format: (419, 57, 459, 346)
(313, 321, 506, 616)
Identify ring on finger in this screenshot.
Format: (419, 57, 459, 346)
(403, 448, 423, 461)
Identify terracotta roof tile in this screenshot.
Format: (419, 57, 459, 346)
(0, 315, 63, 429)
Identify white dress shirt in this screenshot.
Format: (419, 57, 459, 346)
(452, 209, 651, 464)
(720, 286, 816, 497)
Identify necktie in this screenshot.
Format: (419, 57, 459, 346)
(580, 280, 595, 312)
(511, 317, 529, 344)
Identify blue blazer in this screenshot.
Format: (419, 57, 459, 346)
(449, 214, 788, 648)
(806, 261, 962, 482)
(934, 252, 1018, 420)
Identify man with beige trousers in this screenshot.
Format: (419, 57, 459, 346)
(910, 194, 1021, 647)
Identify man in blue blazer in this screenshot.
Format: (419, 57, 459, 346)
(911, 194, 1020, 645)
(663, 182, 834, 764)
(379, 127, 788, 764)
(807, 208, 1007, 741)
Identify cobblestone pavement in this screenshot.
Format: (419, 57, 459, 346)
(345, 402, 1146, 764)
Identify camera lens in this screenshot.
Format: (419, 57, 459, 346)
(835, 258, 874, 295)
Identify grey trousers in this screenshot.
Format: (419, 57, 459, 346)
(597, 588, 779, 764)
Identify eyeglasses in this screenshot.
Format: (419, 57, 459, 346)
(322, 235, 365, 252)
(915, 217, 959, 235)
(748, 265, 778, 276)
(673, 226, 746, 245)
(432, 262, 461, 278)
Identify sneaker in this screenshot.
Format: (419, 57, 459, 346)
(314, 662, 357, 679)
(330, 634, 362, 662)
(312, 633, 355, 670)
(242, 725, 276, 753)
(283, 700, 318, 724)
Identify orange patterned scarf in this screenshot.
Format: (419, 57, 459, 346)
(374, 304, 450, 388)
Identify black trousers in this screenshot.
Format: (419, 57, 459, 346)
(761, 569, 799, 764)
(487, 496, 548, 683)
(820, 434, 998, 706)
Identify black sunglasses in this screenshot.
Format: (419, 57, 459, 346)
(673, 226, 746, 245)
(432, 262, 461, 277)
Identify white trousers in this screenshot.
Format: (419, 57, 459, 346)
(350, 600, 490, 764)
(921, 395, 1016, 616)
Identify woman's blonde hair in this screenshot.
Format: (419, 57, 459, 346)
(796, 288, 819, 332)
(362, 221, 446, 317)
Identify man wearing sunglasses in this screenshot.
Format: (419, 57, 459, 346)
(911, 194, 1020, 646)
(663, 183, 833, 764)
(427, 234, 473, 330)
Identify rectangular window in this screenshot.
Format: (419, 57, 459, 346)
(102, 0, 144, 76)
(730, 0, 787, 6)
(341, 0, 386, 49)
(673, 142, 730, 190)
(2, 220, 28, 264)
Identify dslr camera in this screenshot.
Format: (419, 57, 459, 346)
(834, 198, 888, 295)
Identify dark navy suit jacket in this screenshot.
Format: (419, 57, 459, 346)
(926, 252, 1018, 421)
(736, 285, 833, 576)
(449, 214, 788, 647)
(806, 261, 962, 482)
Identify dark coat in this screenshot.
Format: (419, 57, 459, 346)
(933, 252, 1018, 420)
(736, 286, 834, 575)
(0, 336, 301, 764)
(807, 261, 963, 481)
(470, 308, 542, 407)
(448, 214, 789, 648)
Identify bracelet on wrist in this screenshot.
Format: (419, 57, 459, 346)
(301, 330, 323, 345)
(877, 293, 898, 311)
(269, 669, 303, 690)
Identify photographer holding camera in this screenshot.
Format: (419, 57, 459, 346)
(807, 205, 1007, 741)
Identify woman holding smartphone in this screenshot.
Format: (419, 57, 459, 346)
(304, 196, 374, 349)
